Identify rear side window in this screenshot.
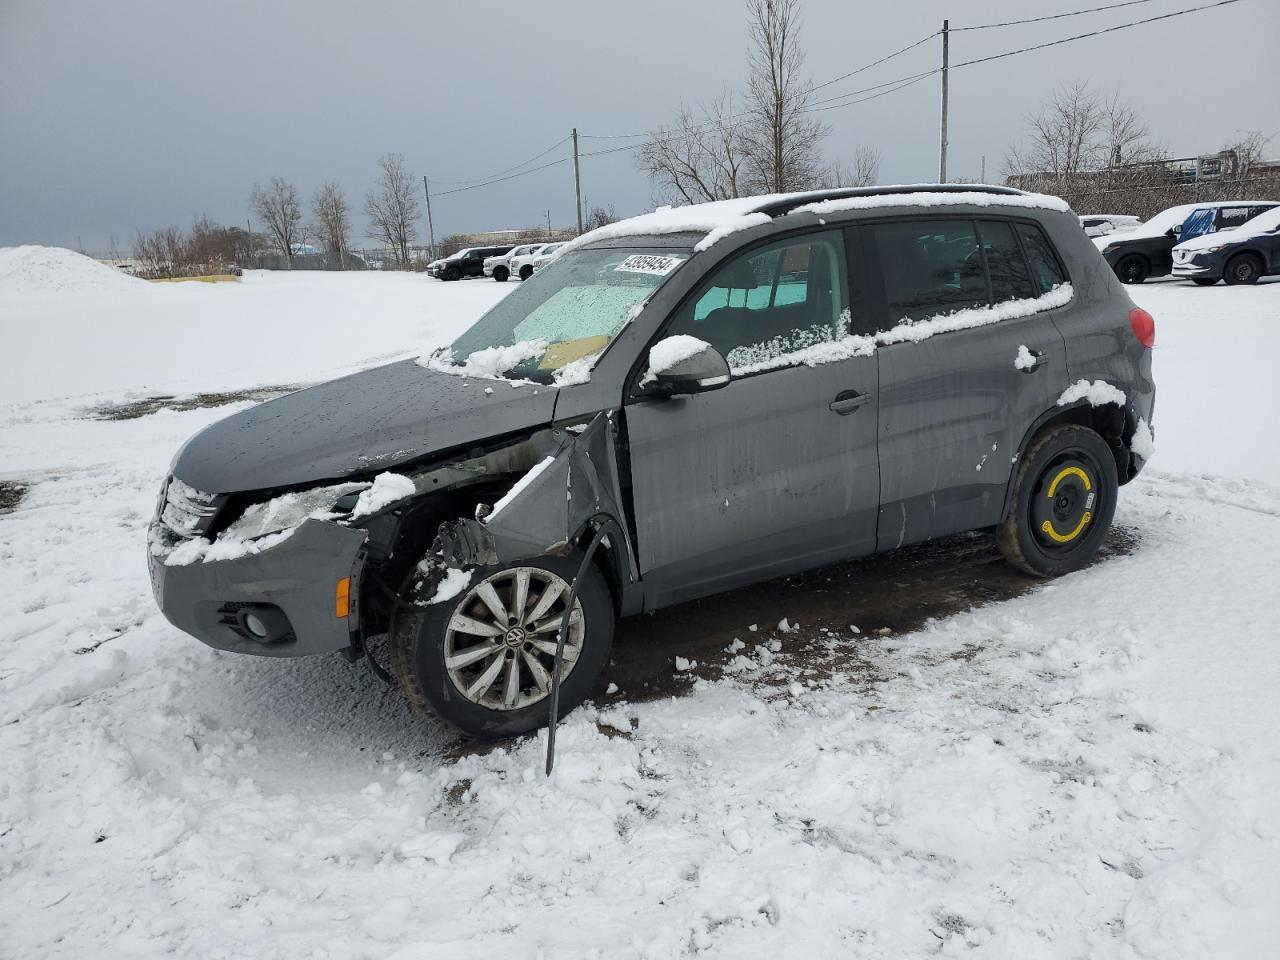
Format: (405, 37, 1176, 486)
(979, 220, 1035, 303)
(872, 220, 987, 323)
(1015, 223, 1067, 295)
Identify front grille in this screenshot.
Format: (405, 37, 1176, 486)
(157, 476, 225, 539)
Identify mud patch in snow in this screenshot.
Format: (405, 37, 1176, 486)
(0, 480, 29, 515)
(91, 384, 300, 421)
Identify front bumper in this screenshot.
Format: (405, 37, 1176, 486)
(1172, 255, 1220, 279)
(149, 519, 368, 657)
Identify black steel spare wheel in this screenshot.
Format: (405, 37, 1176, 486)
(997, 424, 1118, 577)
(391, 552, 613, 738)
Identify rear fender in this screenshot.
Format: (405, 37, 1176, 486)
(433, 413, 637, 581)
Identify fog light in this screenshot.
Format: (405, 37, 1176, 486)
(243, 613, 269, 638)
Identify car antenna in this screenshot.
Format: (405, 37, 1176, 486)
(545, 521, 610, 776)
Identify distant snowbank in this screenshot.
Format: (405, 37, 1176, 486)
(0, 245, 147, 294)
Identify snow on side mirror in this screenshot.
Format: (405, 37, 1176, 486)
(641, 335, 730, 396)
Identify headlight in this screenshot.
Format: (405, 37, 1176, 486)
(1197, 244, 1224, 254)
(222, 482, 369, 541)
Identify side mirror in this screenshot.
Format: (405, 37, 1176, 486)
(643, 336, 730, 396)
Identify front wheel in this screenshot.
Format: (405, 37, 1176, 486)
(444, 266, 461, 282)
(493, 266, 509, 282)
(997, 424, 1118, 578)
(390, 553, 614, 738)
(1224, 253, 1262, 286)
(1115, 255, 1149, 284)
(519, 264, 534, 281)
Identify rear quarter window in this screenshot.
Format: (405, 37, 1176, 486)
(1014, 222, 1068, 295)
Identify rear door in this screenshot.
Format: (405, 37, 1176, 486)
(866, 216, 1070, 549)
(624, 228, 880, 608)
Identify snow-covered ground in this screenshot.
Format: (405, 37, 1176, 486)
(2, 248, 1279, 958)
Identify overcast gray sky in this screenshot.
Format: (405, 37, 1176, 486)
(2, 0, 1276, 252)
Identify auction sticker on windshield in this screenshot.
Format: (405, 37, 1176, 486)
(614, 254, 685, 276)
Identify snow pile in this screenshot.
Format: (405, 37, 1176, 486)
(424, 339, 548, 382)
(0, 245, 146, 294)
(1058, 378, 1127, 408)
(352, 472, 416, 519)
(1014, 344, 1037, 370)
(550, 352, 600, 387)
(424, 567, 471, 605)
(1132, 417, 1156, 460)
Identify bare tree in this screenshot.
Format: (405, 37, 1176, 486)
(311, 181, 351, 269)
(639, 93, 749, 203)
(365, 153, 420, 268)
(584, 204, 619, 230)
(250, 177, 303, 266)
(823, 145, 881, 188)
(743, 0, 828, 193)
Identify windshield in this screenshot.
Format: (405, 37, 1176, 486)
(442, 246, 690, 383)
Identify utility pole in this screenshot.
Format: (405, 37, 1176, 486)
(939, 19, 950, 184)
(980, 155, 986, 183)
(545, 209, 552, 238)
(572, 127, 583, 235)
(422, 176, 436, 259)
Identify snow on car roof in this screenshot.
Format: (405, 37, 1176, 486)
(556, 186, 1071, 259)
(1176, 204, 1280, 251)
(1112, 200, 1277, 245)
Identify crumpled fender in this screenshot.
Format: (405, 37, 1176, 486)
(433, 413, 636, 579)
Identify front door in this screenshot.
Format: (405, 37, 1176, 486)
(624, 229, 880, 609)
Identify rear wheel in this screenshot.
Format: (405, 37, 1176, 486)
(493, 265, 509, 282)
(1115, 255, 1149, 284)
(390, 553, 613, 738)
(997, 424, 1118, 578)
(1192, 277, 1218, 286)
(1224, 252, 1262, 286)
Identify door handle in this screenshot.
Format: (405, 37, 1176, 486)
(1020, 349, 1049, 373)
(829, 390, 872, 415)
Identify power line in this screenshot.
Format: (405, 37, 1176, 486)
(953, 0, 1162, 31)
(427, 135, 572, 186)
(954, 0, 1247, 68)
(432, 156, 571, 197)
(810, 30, 940, 94)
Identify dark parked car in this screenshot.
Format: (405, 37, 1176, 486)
(430, 245, 516, 281)
(1172, 205, 1280, 285)
(149, 185, 1155, 738)
(1096, 200, 1278, 283)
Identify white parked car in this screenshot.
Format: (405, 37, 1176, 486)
(511, 242, 566, 280)
(483, 244, 541, 282)
(1079, 214, 1141, 238)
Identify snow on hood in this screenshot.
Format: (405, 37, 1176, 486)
(1176, 206, 1280, 251)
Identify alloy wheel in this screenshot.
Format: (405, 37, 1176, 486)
(442, 567, 585, 711)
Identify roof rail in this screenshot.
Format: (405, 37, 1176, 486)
(754, 183, 1025, 218)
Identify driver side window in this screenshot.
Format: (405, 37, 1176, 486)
(663, 230, 849, 376)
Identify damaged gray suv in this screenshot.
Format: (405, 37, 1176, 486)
(149, 184, 1156, 737)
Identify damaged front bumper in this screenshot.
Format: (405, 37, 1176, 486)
(148, 518, 367, 657)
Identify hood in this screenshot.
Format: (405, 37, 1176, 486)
(172, 359, 560, 494)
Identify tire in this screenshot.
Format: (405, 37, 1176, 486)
(1224, 252, 1262, 286)
(519, 264, 534, 281)
(996, 424, 1118, 578)
(1192, 278, 1219, 286)
(1115, 255, 1149, 284)
(493, 266, 509, 282)
(390, 552, 614, 738)
(444, 266, 461, 282)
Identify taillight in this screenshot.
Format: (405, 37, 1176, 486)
(1129, 307, 1155, 348)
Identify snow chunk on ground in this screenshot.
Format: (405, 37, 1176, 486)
(352, 472, 415, 518)
(1058, 378, 1127, 407)
(789, 188, 1071, 219)
(487, 456, 557, 520)
(1014, 344, 1036, 370)
(0, 245, 146, 294)
(421, 339, 547, 381)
